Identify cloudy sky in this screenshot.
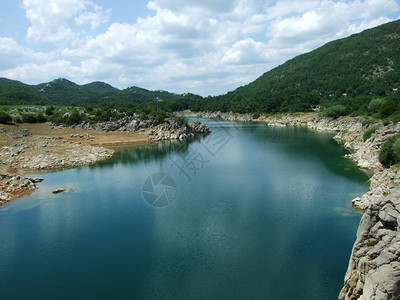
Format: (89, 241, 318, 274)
(0, 0, 399, 96)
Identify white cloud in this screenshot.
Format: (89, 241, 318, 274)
(22, 0, 110, 43)
(0, 37, 53, 69)
(0, 60, 80, 83)
(147, 0, 239, 14)
(74, 3, 111, 30)
(2, 0, 399, 95)
(265, 0, 399, 58)
(0, 37, 27, 69)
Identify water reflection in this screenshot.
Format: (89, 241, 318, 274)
(0, 119, 369, 300)
(93, 135, 205, 169)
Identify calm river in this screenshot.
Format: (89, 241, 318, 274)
(0, 119, 369, 299)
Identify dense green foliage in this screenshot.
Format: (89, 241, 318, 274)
(0, 86, 51, 105)
(21, 113, 47, 123)
(379, 135, 400, 167)
(0, 111, 12, 124)
(320, 105, 347, 118)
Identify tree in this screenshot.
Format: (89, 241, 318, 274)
(368, 98, 384, 114)
(379, 135, 400, 167)
(321, 105, 347, 118)
(380, 99, 397, 118)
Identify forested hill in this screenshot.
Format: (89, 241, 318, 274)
(0, 78, 180, 105)
(1, 19, 400, 115)
(199, 19, 400, 114)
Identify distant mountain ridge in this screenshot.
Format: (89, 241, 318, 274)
(0, 78, 179, 105)
(1, 19, 400, 113)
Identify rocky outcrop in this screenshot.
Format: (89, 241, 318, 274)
(70, 116, 211, 141)
(0, 141, 114, 170)
(0, 127, 32, 139)
(145, 120, 211, 141)
(340, 188, 400, 300)
(0, 174, 37, 206)
(185, 111, 400, 299)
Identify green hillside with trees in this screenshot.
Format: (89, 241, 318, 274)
(0, 78, 181, 106)
(1, 19, 400, 120)
(194, 19, 400, 115)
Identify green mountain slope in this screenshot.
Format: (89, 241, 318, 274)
(120, 86, 178, 103)
(33, 78, 121, 105)
(82, 81, 120, 94)
(0, 86, 51, 105)
(0, 78, 30, 88)
(203, 19, 400, 113)
(0, 78, 181, 106)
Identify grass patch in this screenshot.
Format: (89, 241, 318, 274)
(363, 127, 379, 141)
(362, 117, 377, 126)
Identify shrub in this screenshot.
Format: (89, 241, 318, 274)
(252, 112, 260, 119)
(379, 134, 400, 167)
(38, 114, 47, 123)
(155, 111, 168, 123)
(380, 99, 397, 118)
(321, 105, 347, 118)
(49, 113, 63, 125)
(368, 98, 384, 114)
(13, 116, 22, 123)
(362, 118, 376, 126)
(172, 116, 188, 126)
(21, 113, 38, 123)
(0, 111, 12, 124)
(45, 106, 55, 116)
(363, 127, 378, 141)
(64, 110, 83, 126)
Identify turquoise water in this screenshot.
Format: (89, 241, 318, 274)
(0, 120, 369, 299)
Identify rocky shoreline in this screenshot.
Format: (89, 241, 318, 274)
(1, 111, 398, 298)
(0, 119, 210, 206)
(184, 111, 400, 300)
(70, 116, 211, 141)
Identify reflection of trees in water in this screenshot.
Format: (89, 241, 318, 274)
(91, 136, 205, 169)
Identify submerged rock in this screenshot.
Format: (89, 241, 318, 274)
(52, 188, 66, 194)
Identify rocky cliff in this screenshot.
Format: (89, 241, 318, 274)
(184, 111, 400, 300)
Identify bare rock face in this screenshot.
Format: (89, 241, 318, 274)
(145, 120, 211, 141)
(339, 190, 400, 300)
(0, 142, 114, 171)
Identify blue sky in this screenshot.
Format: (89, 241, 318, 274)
(0, 0, 399, 96)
